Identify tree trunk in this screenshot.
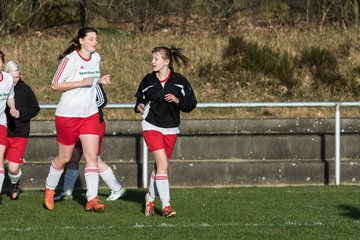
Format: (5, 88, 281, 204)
(307, 0, 311, 25)
(80, 0, 87, 27)
(354, 0, 359, 28)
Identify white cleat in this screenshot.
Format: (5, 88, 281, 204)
(106, 187, 126, 201)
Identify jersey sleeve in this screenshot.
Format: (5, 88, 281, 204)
(178, 78, 197, 113)
(18, 85, 40, 122)
(95, 84, 107, 109)
(9, 85, 14, 98)
(52, 57, 74, 85)
(134, 76, 149, 113)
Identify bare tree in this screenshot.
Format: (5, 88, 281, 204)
(203, 0, 250, 34)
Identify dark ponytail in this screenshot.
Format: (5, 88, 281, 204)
(58, 27, 98, 61)
(152, 46, 191, 70)
(0, 50, 5, 64)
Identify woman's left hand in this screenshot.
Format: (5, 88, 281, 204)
(165, 94, 179, 104)
(99, 74, 111, 84)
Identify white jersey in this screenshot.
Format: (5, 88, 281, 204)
(52, 50, 101, 117)
(0, 71, 15, 126)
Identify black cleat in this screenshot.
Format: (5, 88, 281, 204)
(11, 182, 20, 200)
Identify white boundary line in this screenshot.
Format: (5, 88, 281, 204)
(0, 221, 357, 232)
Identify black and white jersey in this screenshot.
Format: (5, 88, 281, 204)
(135, 71, 197, 128)
(95, 84, 107, 123)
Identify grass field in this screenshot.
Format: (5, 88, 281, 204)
(1, 186, 360, 239)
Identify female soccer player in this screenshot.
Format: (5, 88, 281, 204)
(134, 46, 197, 217)
(44, 27, 111, 212)
(55, 83, 126, 201)
(4, 60, 40, 200)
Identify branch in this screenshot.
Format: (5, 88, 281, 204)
(0, 1, 25, 32)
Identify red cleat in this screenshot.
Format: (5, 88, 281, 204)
(85, 196, 105, 212)
(145, 198, 156, 217)
(162, 206, 176, 218)
(44, 188, 55, 210)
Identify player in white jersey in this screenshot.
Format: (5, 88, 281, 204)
(44, 27, 111, 212)
(0, 64, 19, 204)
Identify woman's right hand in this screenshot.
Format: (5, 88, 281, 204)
(136, 103, 145, 113)
(10, 108, 20, 118)
(82, 77, 94, 86)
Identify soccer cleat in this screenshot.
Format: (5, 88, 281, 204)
(162, 206, 176, 218)
(145, 195, 156, 217)
(44, 188, 55, 210)
(11, 182, 20, 200)
(54, 192, 73, 201)
(106, 187, 126, 201)
(85, 196, 105, 212)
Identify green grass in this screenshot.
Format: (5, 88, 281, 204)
(1, 186, 360, 239)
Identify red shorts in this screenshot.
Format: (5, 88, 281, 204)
(75, 120, 106, 156)
(0, 125, 7, 146)
(56, 113, 100, 146)
(5, 137, 29, 164)
(143, 130, 177, 160)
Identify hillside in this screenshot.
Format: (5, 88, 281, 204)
(2, 17, 360, 119)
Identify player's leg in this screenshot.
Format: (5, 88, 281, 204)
(98, 157, 126, 201)
(0, 125, 7, 204)
(6, 137, 29, 200)
(143, 130, 177, 217)
(0, 146, 5, 205)
(79, 113, 104, 211)
(159, 134, 177, 218)
(142, 131, 162, 216)
(152, 149, 176, 217)
(54, 142, 83, 201)
(80, 133, 104, 212)
(44, 115, 78, 210)
(44, 143, 75, 210)
(7, 162, 21, 200)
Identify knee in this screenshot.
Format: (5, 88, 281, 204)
(156, 162, 168, 174)
(7, 164, 20, 175)
(56, 154, 72, 166)
(83, 151, 98, 163)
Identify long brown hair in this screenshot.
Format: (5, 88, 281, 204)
(58, 27, 98, 61)
(152, 46, 191, 69)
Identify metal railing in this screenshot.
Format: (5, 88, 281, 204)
(40, 102, 360, 188)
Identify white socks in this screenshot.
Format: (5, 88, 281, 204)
(155, 173, 170, 208)
(147, 170, 158, 200)
(61, 166, 122, 196)
(46, 162, 64, 190)
(99, 167, 122, 192)
(8, 168, 22, 184)
(84, 167, 99, 201)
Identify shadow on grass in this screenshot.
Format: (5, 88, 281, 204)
(42, 189, 88, 209)
(40, 187, 149, 214)
(98, 189, 167, 216)
(338, 204, 360, 220)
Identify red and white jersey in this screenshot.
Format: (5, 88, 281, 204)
(0, 71, 15, 126)
(52, 50, 101, 117)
